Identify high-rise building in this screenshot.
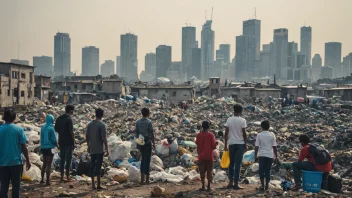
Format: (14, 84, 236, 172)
(120, 33, 138, 81)
(100, 60, 115, 77)
(54, 32, 71, 77)
(287, 42, 298, 69)
(312, 54, 322, 82)
(273, 28, 288, 79)
(243, 19, 261, 58)
(182, 26, 197, 78)
(343, 53, 352, 77)
(156, 45, 172, 78)
(235, 35, 256, 80)
(82, 46, 99, 76)
(201, 20, 215, 80)
(296, 53, 308, 69)
(300, 26, 312, 65)
(260, 44, 272, 77)
(216, 44, 230, 63)
(11, 59, 29, 65)
(145, 53, 156, 77)
(33, 56, 53, 76)
(191, 48, 201, 79)
(325, 42, 342, 78)
(116, 56, 120, 75)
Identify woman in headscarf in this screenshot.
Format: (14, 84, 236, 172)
(40, 114, 57, 185)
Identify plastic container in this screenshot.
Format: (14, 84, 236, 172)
(302, 170, 323, 193)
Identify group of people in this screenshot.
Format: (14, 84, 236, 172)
(0, 102, 333, 197)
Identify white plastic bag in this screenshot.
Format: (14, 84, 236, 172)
(187, 170, 200, 181)
(128, 166, 141, 183)
(169, 140, 178, 154)
(213, 170, 227, 183)
(156, 139, 170, 157)
(251, 163, 259, 172)
(242, 150, 255, 164)
(150, 155, 164, 171)
(22, 164, 41, 181)
(24, 131, 40, 144)
(107, 168, 129, 183)
(29, 152, 43, 167)
(108, 134, 132, 162)
(168, 166, 186, 176)
(151, 171, 183, 183)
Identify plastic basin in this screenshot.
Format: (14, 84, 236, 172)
(302, 170, 323, 193)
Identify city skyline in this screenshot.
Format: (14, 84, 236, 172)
(1, 0, 352, 76)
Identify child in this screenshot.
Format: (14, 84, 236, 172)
(254, 120, 278, 191)
(196, 121, 217, 192)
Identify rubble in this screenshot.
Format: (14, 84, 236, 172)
(6, 95, 352, 196)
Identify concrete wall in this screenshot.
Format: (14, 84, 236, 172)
(281, 87, 307, 98)
(102, 81, 124, 95)
(254, 89, 281, 98)
(135, 88, 195, 102)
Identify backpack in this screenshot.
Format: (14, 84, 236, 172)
(328, 174, 342, 193)
(308, 144, 331, 165)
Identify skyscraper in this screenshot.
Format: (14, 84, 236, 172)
(260, 44, 272, 77)
(273, 28, 288, 79)
(343, 53, 352, 77)
(191, 48, 201, 79)
(216, 44, 230, 63)
(33, 56, 53, 76)
(243, 19, 261, 58)
(287, 42, 298, 69)
(201, 20, 215, 80)
(325, 42, 342, 78)
(116, 56, 120, 75)
(312, 54, 322, 81)
(120, 33, 138, 81)
(145, 53, 156, 77)
(235, 35, 256, 80)
(54, 32, 71, 77)
(296, 53, 308, 69)
(156, 45, 172, 78)
(182, 26, 197, 78)
(82, 46, 99, 76)
(300, 26, 312, 65)
(100, 60, 115, 77)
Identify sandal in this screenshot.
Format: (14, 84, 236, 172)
(97, 186, 107, 191)
(233, 185, 244, 190)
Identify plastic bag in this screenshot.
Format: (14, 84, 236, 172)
(22, 164, 41, 181)
(220, 151, 230, 168)
(151, 171, 183, 183)
(213, 170, 227, 182)
(128, 166, 140, 183)
(168, 166, 186, 176)
(24, 131, 40, 144)
(251, 163, 259, 172)
(169, 140, 178, 154)
(108, 134, 132, 162)
(156, 139, 170, 157)
(29, 152, 43, 167)
(107, 168, 129, 183)
(187, 170, 200, 181)
(242, 150, 255, 165)
(150, 155, 164, 171)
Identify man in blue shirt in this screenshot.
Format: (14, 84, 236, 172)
(0, 109, 31, 198)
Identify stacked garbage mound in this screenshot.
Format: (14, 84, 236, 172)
(10, 96, 352, 194)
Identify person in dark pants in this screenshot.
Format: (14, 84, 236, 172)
(86, 108, 109, 190)
(55, 105, 75, 182)
(224, 104, 247, 189)
(40, 114, 57, 185)
(292, 135, 332, 190)
(0, 109, 31, 198)
(135, 107, 155, 184)
(254, 121, 278, 191)
(196, 121, 216, 192)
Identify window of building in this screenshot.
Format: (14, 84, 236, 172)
(82, 84, 86, 90)
(173, 91, 176, 96)
(21, 91, 24, 97)
(0, 89, 2, 95)
(66, 86, 71, 91)
(74, 85, 78, 89)
(28, 90, 31, 98)
(8, 89, 10, 96)
(12, 71, 18, 79)
(21, 73, 26, 79)
(30, 72, 33, 83)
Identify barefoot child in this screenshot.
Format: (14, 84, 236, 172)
(254, 120, 278, 191)
(196, 121, 217, 192)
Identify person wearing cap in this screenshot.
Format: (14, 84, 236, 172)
(196, 121, 217, 192)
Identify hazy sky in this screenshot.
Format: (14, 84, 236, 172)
(1, 0, 351, 75)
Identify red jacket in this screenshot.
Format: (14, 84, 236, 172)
(299, 144, 332, 173)
(196, 131, 216, 161)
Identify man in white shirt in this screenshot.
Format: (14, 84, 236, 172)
(254, 120, 278, 191)
(224, 104, 247, 189)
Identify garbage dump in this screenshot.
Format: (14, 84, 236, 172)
(7, 95, 352, 196)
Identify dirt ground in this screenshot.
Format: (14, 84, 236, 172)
(13, 178, 349, 198)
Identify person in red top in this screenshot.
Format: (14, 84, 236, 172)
(196, 120, 217, 192)
(292, 134, 332, 190)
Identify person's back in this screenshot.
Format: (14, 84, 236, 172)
(55, 113, 73, 146)
(299, 144, 332, 172)
(196, 131, 216, 161)
(226, 116, 246, 144)
(41, 114, 57, 149)
(0, 123, 27, 166)
(256, 131, 276, 158)
(86, 120, 106, 154)
(135, 118, 153, 144)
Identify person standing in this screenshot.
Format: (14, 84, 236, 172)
(224, 104, 247, 189)
(0, 109, 31, 198)
(196, 121, 217, 192)
(40, 114, 57, 185)
(55, 105, 75, 182)
(86, 108, 109, 190)
(135, 107, 155, 184)
(254, 121, 278, 191)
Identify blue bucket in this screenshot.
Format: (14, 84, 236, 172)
(302, 171, 323, 193)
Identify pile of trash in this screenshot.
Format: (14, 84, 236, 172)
(6, 95, 352, 195)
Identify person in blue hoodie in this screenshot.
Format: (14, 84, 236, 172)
(40, 114, 57, 185)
